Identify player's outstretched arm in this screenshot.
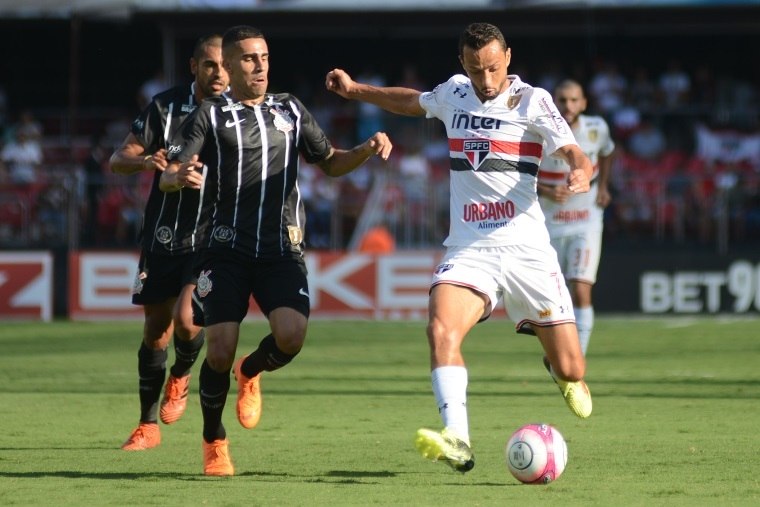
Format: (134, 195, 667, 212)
(159, 155, 204, 192)
(325, 68, 425, 117)
(109, 133, 168, 175)
(317, 131, 393, 178)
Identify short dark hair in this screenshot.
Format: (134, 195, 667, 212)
(459, 23, 508, 56)
(555, 79, 584, 94)
(192, 34, 222, 61)
(222, 25, 265, 51)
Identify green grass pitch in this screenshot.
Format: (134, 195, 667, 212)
(1, 317, 759, 506)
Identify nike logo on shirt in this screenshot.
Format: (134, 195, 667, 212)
(225, 118, 245, 128)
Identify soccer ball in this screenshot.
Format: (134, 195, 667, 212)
(505, 423, 568, 484)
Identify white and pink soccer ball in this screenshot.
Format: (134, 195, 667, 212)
(505, 423, 568, 484)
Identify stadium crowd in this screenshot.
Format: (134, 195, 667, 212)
(1, 56, 758, 251)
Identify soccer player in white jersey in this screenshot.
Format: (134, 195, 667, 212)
(538, 80, 616, 356)
(327, 22, 594, 473)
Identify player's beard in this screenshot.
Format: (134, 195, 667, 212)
(475, 76, 508, 102)
(246, 75, 268, 100)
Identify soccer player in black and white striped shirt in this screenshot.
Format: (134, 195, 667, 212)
(161, 25, 392, 476)
(110, 34, 228, 451)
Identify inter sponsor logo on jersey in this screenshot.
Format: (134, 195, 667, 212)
(463, 139, 491, 170)
(450, 113, 504, 131)
(181, 104, 196, 113)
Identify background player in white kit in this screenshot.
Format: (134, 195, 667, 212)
(327, 22, 594, 473)
(538, 80, 616, 356)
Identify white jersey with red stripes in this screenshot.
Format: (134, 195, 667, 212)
(419, 74, 578, 247)
(538, 114, 615, 235)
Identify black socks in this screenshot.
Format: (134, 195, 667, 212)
(199, 359, 230, 443)
(137, 343, 168, 423)
(240, 334, 298, 378)
(170, 329, 206, 378)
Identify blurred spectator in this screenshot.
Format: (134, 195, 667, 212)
(588, 61, 627, 116)
(691, 64, 716, 113)
(300, 163, 338, 249)
(422, 123, 450, 166)
(627, 118, 667, 161)
(137, 68, 169, 111)
(537, 60, 563, 94)
(82, 131, 111, 245)
(399, 63, 426, 91)
(628, 66, 657, 113)
(397, 131, 431, 204)
(658, 59, 691, 110)
(36, 173, 68, 244)
(355, 67, 386, 142)
(98, 176, 143, 246)
(0, 118, 43, 187)
(15, 110, 42, 141)
(611, 98, 641, 141)
(717, 78, 758, 130)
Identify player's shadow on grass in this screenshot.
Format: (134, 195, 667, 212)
(0, 470, 510, 487)
(0, 471, 196, 479)
(325, 470, 396, 478)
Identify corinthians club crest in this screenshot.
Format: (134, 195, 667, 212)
(196, 270, 213, 298)
(271, 106, 294, 133)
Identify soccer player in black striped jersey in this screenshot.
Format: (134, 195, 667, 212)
(160, 25, 392, 476)
(109, 34, 229, 451)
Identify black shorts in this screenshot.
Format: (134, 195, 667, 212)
(192, 251, 310, 327)
(132, 251, 199, 305)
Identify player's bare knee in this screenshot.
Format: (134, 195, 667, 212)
(551, 353, 586, 381)
(426, 320, 454, 349)
(205, 344, 236, 372)
(273, 331, 305, 355)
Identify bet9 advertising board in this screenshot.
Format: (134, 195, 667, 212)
(1, 251, 759, 320)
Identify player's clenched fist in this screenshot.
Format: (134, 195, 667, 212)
(365, 132, 393, 161)
(325, 68, 356, 98)
(567, 168, 590, 194)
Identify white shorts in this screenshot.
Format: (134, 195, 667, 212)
(432, 245, 575, 334)
(549, 229, 602, 284)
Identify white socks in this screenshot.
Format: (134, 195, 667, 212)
(575, 306, 594, 356)
(431, 366, 469, 445)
